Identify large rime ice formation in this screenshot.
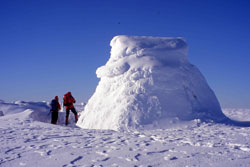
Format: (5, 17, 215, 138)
(77, 36, 227, 131)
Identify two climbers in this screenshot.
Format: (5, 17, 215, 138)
(50, 92, 78, 125)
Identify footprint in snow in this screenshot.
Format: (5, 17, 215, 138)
(147, 149, 168, 155)
(135, 153, 141, 161)
(70, 156, 83, 165)
(46, 150, 52, 156)
(101, 157, 110, 161)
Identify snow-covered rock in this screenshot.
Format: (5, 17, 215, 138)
(77, 35, 227, 131)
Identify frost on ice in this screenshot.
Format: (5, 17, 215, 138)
(77, 35, 227, 131)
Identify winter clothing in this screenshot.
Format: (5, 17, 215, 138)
(63, 92, 78, 125)
(51, 96, 61, 112)
(63, 92, 76, 110)
(50, 96, 61, 124)
(65, 117, 69, 125)
(51, 111, 58, 124)
(66, 107, 78, 122)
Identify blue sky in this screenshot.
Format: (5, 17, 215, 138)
(0, 0, 250, 108)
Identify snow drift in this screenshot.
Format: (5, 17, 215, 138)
(0, 100, 84, 125)
(0, 100, 50, 116)
(77, 35, 228, 131)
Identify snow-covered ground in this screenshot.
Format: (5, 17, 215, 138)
(0, 100, 250, 167)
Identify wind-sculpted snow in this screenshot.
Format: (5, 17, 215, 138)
(223, 108, 250, 121)
(0, 100, 50, 116)
(77, 35, 227, 131)
(0, 100, 84, 125)
(222, 108, 250, 127)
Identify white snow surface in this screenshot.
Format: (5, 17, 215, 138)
(0, 100, 85, 125)
(1, 101, 250, 167)
(77, 35, 226, 131)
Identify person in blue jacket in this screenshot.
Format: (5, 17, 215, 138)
(50, 96, 61, 124)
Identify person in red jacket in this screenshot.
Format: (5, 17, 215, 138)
(63, 92, 78, 125)
(50, 96, 61, 124)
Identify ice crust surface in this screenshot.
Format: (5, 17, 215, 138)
(77, 36, 226, 131)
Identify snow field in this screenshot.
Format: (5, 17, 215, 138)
(1, 108, 250, 166)
(0, 100, 250, 167)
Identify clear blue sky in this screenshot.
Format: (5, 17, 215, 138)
(1, 0, 250, 108)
